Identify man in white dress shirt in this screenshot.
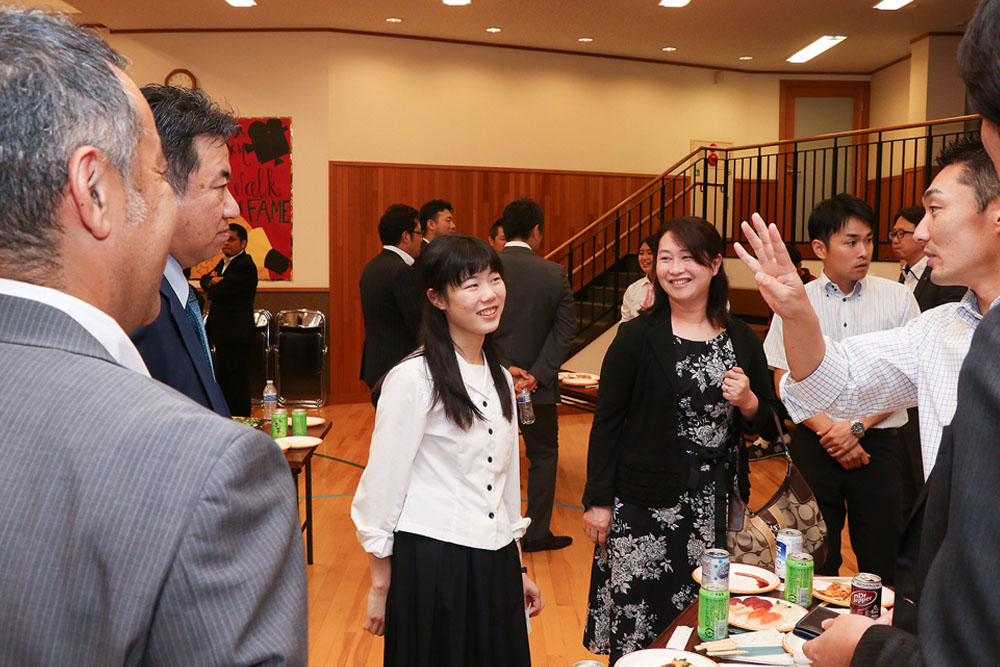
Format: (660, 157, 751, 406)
(763, 194, 919, 583)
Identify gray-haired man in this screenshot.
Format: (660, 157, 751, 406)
(0, 9, 306, 664)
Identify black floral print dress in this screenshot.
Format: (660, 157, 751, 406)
(583, 332, 739, 663)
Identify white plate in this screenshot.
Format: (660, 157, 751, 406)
(812, 577, 895, 607)
(274, 435, 322, 451)
(615, 648, 719, 667)
(728, 596, 807, 632)
(692, 563, 780, 594)
(285, 416, 325, 427)
(559, 371, 600, 387)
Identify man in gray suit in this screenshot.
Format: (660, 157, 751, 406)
(0, 9, 307, 665)
(494, 198, 577, 552)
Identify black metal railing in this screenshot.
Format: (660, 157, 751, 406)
(548, 115, 981, 348)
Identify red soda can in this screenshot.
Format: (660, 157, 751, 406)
(850, 572, 882, 619)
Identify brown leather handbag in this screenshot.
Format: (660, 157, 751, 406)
(727, 419, 829, 569)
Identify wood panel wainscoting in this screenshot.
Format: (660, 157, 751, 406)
(328, 161, 655, 402)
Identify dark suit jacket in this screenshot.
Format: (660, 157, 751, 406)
(493, 244, 576, 404)
(911, 265, 966, 312)
(359, 248, 422, 389)
(201, 252, 258, 345)
(851, 306, 1000, 666)
(0, 293, 306, 665)
(131, 275, 230, 417)
(582, 308, 776, 509)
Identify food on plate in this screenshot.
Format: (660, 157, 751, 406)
(728, 596, 805, 631)
(820, 581, 851, 604)
(659, 660, 691, 667)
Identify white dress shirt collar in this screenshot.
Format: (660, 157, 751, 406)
(503, 240, 532, 250)
(0, 278, 150, 377)
(163, 255, 189, 305)
(819, 270, 864, 298)
(384, 244, 415, 266)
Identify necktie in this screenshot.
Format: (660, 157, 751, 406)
(898, 266, 909, 284)
(185, 285, 215, 376)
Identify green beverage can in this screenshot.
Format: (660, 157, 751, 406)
(291, 409, 308, 436)
(697, 582, 729, 640)
(784, 552, 814, 606)
(271, 409, 288, 438)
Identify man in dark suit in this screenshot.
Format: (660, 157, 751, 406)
(802, 2, 1000, 662)
(130, 85, 240, 417)
(0, 9, 306, 663)
(360, 204, 424, 390)
(891, 205, 968, 517)
(892, 206, 967, 312)
(418, 198, 456, 251)
(494, 198, 577, 552)
(201, 223, 258, 416)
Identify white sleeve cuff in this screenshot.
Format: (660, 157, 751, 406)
(780, 338, 850, 423)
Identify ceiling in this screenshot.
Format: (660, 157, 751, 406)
(40, 0, 981, 74)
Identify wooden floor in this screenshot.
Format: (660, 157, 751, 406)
(295, 403, 857, 666)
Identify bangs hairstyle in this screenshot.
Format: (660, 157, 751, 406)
(416, 234, 513, 428)
(936, 136, 1000, 212)
(807, 193, 875, 246)
(648, 216, 731, 329)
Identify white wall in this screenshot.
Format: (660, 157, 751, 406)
(870, 58, 910, 129)
(111, 30, 874, 288)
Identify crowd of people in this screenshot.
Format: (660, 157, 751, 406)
(6, 0, 1000, 665)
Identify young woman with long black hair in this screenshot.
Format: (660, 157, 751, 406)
(352, 234, 543, 666)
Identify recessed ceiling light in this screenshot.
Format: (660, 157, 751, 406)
(787, 35, 847, 63)
(225, 0, 256, 6)
(385, 17, 403, 23)
(578, 37, 594, 43)
(486, 27, 502, 33)
(443, 0, 471, 5)
(738, 55, 753, 61)
(659, 0, 692, 7)
(874, 0, 914, 9)
(662, 46, 677, 52)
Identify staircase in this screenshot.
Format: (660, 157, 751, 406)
(548, 114, 982, 354)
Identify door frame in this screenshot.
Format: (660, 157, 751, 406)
(777, 80, 871, 249)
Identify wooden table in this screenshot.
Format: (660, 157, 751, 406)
(558, 377, 599, 412)
(285, 420, 332, 565)
(257, 419, 332, 565)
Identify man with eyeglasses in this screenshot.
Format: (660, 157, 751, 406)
(891, 206, 966, 312)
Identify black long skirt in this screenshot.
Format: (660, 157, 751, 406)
(385, 531, 531, 667)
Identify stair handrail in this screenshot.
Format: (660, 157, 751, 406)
(546, 114, 980, 261)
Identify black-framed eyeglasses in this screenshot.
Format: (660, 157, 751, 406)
(888, 230, 914, 240)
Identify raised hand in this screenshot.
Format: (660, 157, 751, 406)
(733, 213, 811, 321)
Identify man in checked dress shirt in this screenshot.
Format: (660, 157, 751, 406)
(737, 136, 1000, 664)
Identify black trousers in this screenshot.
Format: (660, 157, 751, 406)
(214, 342, 252, 417)
(520, 403, 559, 542)
(788, 425, 902, 585)
(897, 407, 925, 521)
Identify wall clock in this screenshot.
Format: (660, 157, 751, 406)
(164, 68, 197, 89)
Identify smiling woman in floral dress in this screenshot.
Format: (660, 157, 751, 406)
(581, 217, 778, 663)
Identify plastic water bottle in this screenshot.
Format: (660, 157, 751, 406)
(517, 387, 535, 425)
(263, 380, 278, 421)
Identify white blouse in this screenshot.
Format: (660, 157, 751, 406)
(620, 275, 652, 322)
(351, 351, 530, 558)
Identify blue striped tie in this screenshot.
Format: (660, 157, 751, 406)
(185, 285, 215, 376)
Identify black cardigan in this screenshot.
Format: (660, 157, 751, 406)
(582, 307, 778, 510)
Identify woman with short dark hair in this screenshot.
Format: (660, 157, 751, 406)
(582, 217, 778, 663)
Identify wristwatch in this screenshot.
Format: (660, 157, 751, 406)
(849, 420, 865, 436)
